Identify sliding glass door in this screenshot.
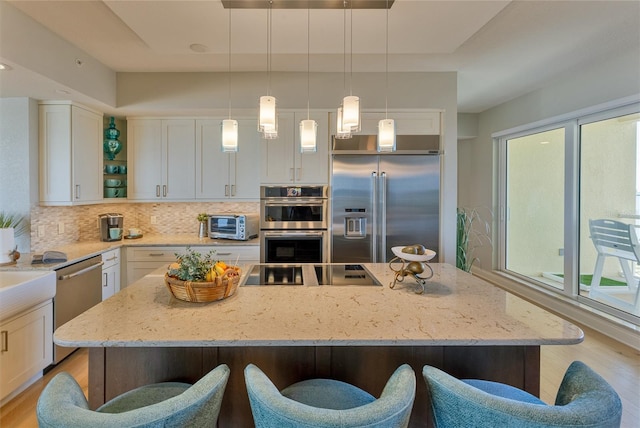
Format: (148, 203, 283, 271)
(498, 104, 640, 323)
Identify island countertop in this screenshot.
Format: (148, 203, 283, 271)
(54, 263, 583, 348)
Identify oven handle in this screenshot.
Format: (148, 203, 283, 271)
(262, 231, 325, 237)
(262, 199, 325, 205)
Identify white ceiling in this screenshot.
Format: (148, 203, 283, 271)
(2, 0, 639, 113)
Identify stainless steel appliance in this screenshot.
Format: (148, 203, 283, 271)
(53, 255, 103, 364)
(242, 264, 381, 286)
(99, 213, 123, 242)
(260, 186, 329, 263)
(331, 135, 440, 263)
(208, 214, 259, 241)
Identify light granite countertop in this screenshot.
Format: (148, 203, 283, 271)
(0, 234, 259, 271)
(54, 263, 584, 348)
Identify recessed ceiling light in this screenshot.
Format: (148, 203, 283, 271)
(190, 43, 208, 53)
(55, 89, 71, 95)
(0, 63, 12, 71)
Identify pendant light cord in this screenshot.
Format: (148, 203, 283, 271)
(343, 1, 347, 97)
(228, 7, 232, 119)
(349, 0, 353, 97)
(267, 1, 272, 96)
(385, 0, 389, 119)
(307, 8, 310, 120)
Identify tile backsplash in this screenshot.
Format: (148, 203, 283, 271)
(30, 202, 259, 252)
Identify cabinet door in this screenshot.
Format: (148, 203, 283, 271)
(128, 119, 163, 200)
(231, 120, 261, 199)
(102, 249, 120, 300)
(260, 113, 295, 183)
(195, 119, 231, 199)
(71, 106, 103, 203)
(163, 119, 195, 200)
(0, 302, 53, 401)
(293, 111, 329, 184)
(39, 105, 72, 203)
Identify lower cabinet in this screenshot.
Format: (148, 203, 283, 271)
(125, 245, 259, 286)
(0, 301, 53, 402)
(102, 249, 121, 300)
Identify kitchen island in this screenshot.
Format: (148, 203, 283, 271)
(55, 263, 583, 427)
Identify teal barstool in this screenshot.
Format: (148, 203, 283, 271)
(245, 363, 416, 428)
(423, 361, 622, 428)
(37, 364, 230, 428)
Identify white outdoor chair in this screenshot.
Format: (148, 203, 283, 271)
(589, 219, 640, 314)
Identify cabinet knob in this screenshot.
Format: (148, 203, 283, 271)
(162, 185, 167, 197)
(75, 184, 81, 199)
(156, 185, 160, 197)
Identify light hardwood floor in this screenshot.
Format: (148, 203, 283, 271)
(1, 325, 638, 427)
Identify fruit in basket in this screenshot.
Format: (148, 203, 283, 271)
(401, 244, 426, 255)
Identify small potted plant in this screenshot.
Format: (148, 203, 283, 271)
(0, 212, 26, 264)
(197, 213, 208, 238)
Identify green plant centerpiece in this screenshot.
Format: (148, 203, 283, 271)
(456, 207, 492, 272)
(165, 247, 241, 302)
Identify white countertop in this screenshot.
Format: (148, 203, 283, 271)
(54, 263, 584, 348)
(1, 234, 259, 271)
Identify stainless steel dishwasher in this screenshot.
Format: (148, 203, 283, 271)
(53, 255, 103, 364)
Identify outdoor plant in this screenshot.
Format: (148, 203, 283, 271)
(456, 207, 492, 272)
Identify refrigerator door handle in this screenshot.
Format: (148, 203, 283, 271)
(380, 171, 387, 262)
(371, 171, 378, 263)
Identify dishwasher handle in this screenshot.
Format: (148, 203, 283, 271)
(58, 261, 104, 281)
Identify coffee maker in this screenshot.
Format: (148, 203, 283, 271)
(99, 213, 124, 242)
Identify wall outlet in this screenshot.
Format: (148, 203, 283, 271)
(58, 222, 65, 234)
(558, 248, 564, 256)
(38, 225, 45, 237)
(150, 215, 157, 225)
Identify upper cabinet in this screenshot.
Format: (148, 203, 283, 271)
(39, 102, 103, 205)
(127, 119, 195, 201)
(195, 119, 260, 200)
(260, 111, 329, 184)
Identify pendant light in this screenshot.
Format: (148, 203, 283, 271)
(377, 0, 395, 152)
(259, 1, 277, 139)
(335, 1, 351, 140)
(342, 1, 360, 133)
(300, 8, 317, 153)
(222, 6, 238, 152)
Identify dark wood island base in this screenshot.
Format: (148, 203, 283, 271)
(89, 345, 540, 427)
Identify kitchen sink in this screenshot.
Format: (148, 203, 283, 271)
(0, 270, 56, 321)
(242, 264, 381, 286)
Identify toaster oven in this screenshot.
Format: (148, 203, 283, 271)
(208, 214, 259, 241)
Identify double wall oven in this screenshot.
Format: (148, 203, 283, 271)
(260, 186, 329, 263)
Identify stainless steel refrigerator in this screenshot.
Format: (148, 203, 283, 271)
(331, 135, 440, 263)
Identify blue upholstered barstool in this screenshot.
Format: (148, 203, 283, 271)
(36, 364, 230, 428)
(245, 363, 416, 428)
(423, 361, 622, 428)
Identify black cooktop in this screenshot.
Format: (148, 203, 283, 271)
(242, 264, 381, 286)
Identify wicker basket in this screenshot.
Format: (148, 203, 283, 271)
(164, 271, 240, 303)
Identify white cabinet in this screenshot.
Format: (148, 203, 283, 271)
(127, 119, 195, 201)
(125, 246, 176, 286)
(195, 119, 260, 200)
(260, 111, 329, 184)
(39, 102, 103, 205)
(125, 245, 260, 286)
(0, 301, 53, 401)
(356, 111, 441, 135)
(101, 248, 121, 300)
